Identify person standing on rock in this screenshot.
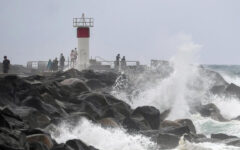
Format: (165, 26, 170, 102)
(60, 53, 65, 71)
(115, 54, 120, 71)
(70, 50, 75, 68)
(2, 56, 10, 73)
(121, 56, 126, 70)
(53, 57, 58, 71)
(47, 59, 52, 72)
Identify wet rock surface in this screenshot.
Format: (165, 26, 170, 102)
(0, 68, 239, 149)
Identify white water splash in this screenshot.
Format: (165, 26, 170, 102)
(221, 73, 240, 87)
(113, 34, 207, 120)
(50, 117, 240, 150)
(176, 136, 239, 150)
(191, 114, 240, 137)
(50, 118, 158, 150)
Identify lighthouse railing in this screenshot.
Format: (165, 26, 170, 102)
(73, 18, 94, 27)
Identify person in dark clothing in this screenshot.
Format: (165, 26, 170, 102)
(53, 58, 58, 71)
(115, 54, 120, 70)
(60, 53, 65, 71)
(121, 56, 127, 70)
(3, 56, 10, 73)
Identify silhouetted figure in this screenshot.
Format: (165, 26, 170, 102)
(53, 58, 58, 71)
(70, 50, 75, 68)
(47, 59, 52, 71)
(2, 56, 10, 73)
(60, 53, 65, 71)
(121, 56, 126, 70)
(115, 54, 120, 70)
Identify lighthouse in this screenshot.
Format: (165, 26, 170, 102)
(73, 13, 94, 70)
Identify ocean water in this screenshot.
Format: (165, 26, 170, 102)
(50, 39, 240, 149)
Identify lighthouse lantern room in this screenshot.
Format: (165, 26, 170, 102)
(73, 13, 94, 70)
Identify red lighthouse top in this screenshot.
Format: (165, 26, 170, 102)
(74, 13, 93, 38)
(77, 28, 89, 38)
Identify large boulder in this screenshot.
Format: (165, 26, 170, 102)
(97, 117, 119, 128)
(161, 126, 190, 136)
(76, 92, 132, 121)
(66, 139, 98, 150)
(225, 83, 240, 98)
(196, 103, 227, 122)
(103, 94, 132, 117)
(21, 96, 61, 118)
(41, 93, 68, 117)
(132, 106, 160, 130)
(211, 133, 238, 140)
(210, 85, 227, 95)
(156, 133, 180, 149)
(222, 138, 240, 147)
(60, 78, 90, 93)
(0, 75, 31, 106)
(77, 93, 109, 109)
(139, 130, 181, 149)
(12, 106, 51, 128)
(28, 142, 49, 150)
(86, 79, 106, 90)
(82, 70, 117, 87)
(0, 106, 27, 130)
(0, 128, 27, 150)
(160, 109, 171, 121)
(159, 120, 181, 129)
(26, 134, 54, 150)
(175, 119, 196, 134)
(52, 143, 74, 150)
(122, 115, 151, 131)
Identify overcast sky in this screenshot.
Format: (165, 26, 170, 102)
(0, 0, 240, 65)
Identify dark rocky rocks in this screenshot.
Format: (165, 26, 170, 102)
(66, 139, 98, 150)
(1, 68, 239, 150)
(60, 78, 90, 94)
(0, 128, 27, 150)
(223, 138, 240, 147)
(161, 126, 190, 136)
(225, 83, 240, 98)
(209, 133, 240, 147)
(196, 103, 228, 122)
(28, 142, 49, 150)
(210, 85, 227, 95)
(26, 134, 53, 149)
(211, 133, 238, 140)
(82, 70, 117, 87)
(86, 79, 106, 90)
(175, 119, 196, 134)
(51, 143, 74, 150)
(157, 133, 180, 149)
(159, 120, 181, 129)
(159, 109, 171, 121)
(11, 106, 51, 129)
(132, 106, 160, 130)
(0, 106, 27, 130)
(122, 115, 151, 131)
(97, 117, 119, 128)
(210, 82, 240, 99)
(21, 96, 61, 118)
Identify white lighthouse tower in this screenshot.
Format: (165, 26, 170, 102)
(73, 14, 94, 70)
